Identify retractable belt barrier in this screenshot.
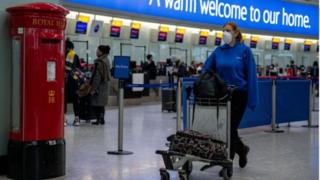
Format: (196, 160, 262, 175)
(126, 83, 177, 89)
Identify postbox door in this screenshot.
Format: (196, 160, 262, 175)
(23, 29, 65, 141)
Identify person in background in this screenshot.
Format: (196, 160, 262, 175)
(188, 60, 197, 75)
(196, 62, 204, 74)
(174, 59, 188, 80)
(65, 39, 81, 126)
(311, 61, 319, 78)
(299, 64, 306, 76)
(202, 22, 258, 176)
(290, 60, 297, 76)
(90, 45, 111, 125)
(165, 58, 174, 84)
(144, 54, 157, 80)
(311, 61, 319, 97)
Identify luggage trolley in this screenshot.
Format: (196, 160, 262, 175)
(76, 69, 96, 122)
(156, 91, 233, 180)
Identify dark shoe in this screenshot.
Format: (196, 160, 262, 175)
(238, 145, 250, 168)
(100, 119, 105, 125)
(219, 165, 233, 178)
(92, 121, 100, 125)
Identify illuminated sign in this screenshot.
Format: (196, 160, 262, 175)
(304, 40, 312, 52)
(110, 20, 123, 37)
(272, 37, 280, 50)
(75, 15, 90, 34)
(158, 26, 169, 41)
(130, 22, 141, 39)
(65, 0, 319, 37)
(250, 36, 259, 48)
(110, 26, 121, 37)
(284, 39, 292, 50)
(175, 28, 185, 43)
(75, 21, 87, 34)
(77, 15, 90, 23)
(198, 31, 209, 45)
(214, 32, 222, 46)
(130, 28, 140, 39)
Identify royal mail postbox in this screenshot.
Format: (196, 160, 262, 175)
(6, 3, 68, 179)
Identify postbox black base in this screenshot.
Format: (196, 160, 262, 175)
(0, 155, 7, 175)
(7, 139, 65, 180)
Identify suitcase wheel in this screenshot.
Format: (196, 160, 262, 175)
(160, 168, 170, 180)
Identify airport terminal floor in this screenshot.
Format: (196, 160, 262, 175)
(2, 102, 318, 180)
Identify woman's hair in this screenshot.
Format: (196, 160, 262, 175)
(147, 54, 153, 60)
(66, 38, 74, 49)
(98, 45, 110, 55)
(223, 22, 243, 42)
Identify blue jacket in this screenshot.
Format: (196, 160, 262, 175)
(203, 42, 258, 110)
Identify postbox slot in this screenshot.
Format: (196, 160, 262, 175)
(39, 32, 63, 41)
(41, 39, 61, 44)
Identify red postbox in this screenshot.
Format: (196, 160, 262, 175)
(6, 3, 68, 179)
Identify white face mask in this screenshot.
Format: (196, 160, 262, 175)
(223, 31, 233, 45)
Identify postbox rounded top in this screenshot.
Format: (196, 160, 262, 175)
(6, 2, 69, 16)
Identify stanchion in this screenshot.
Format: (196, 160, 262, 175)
(312, 83, 319, 112)
(159, 79, 162, 99)
(176, 80, 182, 131)
(186, 97, 191, 129)
(108, 80, 133, 155)
(265, 79, 284, 133)
(302, 81, 318, 128)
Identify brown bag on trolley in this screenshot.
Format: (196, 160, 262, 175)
(168, 129, 228, 160)
(78, 81, 92, 98)
(78, 61, 105, 98)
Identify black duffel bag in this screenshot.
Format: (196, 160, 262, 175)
(193, 70, 228, 99)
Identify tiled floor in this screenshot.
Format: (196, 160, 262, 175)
(1, 103, 319, 180)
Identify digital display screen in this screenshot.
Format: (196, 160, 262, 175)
(304, 45, 311, 52)
(130, 28, 140, 39)
(175, 33, 184, 43)
(110, 26, 121, 37)
(199, 36, 207, 45)
(272, 42, 279, 50)
(284, 43, 291, 50)
(250, 40, 257, 48)
(75, 21, 88, 34)
(158, 31, 167, 41)
(215, 37, 221, 46)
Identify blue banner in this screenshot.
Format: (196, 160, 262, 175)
(113, 56, 130, 79)
(65, 0, 318, 37)
(276, 80, 310, 123)
(240, 80, 272, 128)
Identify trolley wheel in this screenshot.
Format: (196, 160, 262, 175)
(160, 169, 170, 180)
(178, 171, 189, 180)
(227, 165, 233, 178)
(219, 167, 232, 180)
(182, 161, 193, 175)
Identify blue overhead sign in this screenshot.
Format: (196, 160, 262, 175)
(64, 0, 319, 37)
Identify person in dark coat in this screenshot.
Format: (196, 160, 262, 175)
(144, 54, 157, 80)
(90, 45, 111, 125)
(65, 39, 81, 126)
(311, 61, 319, 97)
